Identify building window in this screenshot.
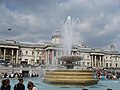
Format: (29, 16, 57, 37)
(32, 52, 34, 55)
(21, 60, 28, 65)
(26, 51, 28, 55)
(110, 63, 112, 67)
(31, 59, 34, 65)
(106, 57, 107, 59)
(115, 56, 117, 61)
(83, 62, 85, 66)
(54, 50, 56, 57)
(110, 57, 111, 59)
(19, 51, 22, 55)
(87, 62, 89, 66)
(116, 63, 118, 67)
(79, 62, 81, 66)
(83, 55, 84, 58)
(106, 63, 108, 67)
(58, 51, 60, 56)
(87, 56, 89, 59)
(25, 59, 28, 61)
(37, 59, 40, 64)
(37, 51, 39, 55)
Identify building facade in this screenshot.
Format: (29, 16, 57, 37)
(0, 31, 120, 68)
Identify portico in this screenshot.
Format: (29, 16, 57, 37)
(0, 45, 19, 64)
(90, 53, 104, 67)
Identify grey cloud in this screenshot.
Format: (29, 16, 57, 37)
(1, 0, 120, 50)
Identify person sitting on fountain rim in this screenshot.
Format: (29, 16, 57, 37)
(27, 81, 38, 90)
(14, 78, 25, 90)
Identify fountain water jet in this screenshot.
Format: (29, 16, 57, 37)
(43, 16, 99, 86)
(63, 16, 77, 55)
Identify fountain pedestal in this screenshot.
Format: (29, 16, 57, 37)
(43, 56, 99, 86)
(43, 70, 99, 86)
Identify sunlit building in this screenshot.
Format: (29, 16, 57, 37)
(0, 31, 120, 68)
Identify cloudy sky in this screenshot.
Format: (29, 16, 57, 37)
(1, 0, 120, 50)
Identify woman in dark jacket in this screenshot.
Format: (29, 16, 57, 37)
(14, 78, 25, 90)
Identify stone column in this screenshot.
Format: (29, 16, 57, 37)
(49, 50, 52, 64)
(100, 56, 101, 67)
(3, 48, 6, 60)
(102, 56, 105, 67)
(0, 48, 1, 55)
(95, 55, 96, 67)
(52, 50, 54, 64)
(71, 51, 73, 55)
(34, 50, 37, 64)
(46, 51, 48, 65)
(44, 51, 47, 65)
(56, 50, 59, 65)
(90, 55, 92, 66)
(11, 49, 14, 63)
(0, 48, 2, 58)
(47, 50, 50, 64)
(102, 56, 104, 67)
(16, 49, 18, 64)
(91, 55, 93, 67)
(59, 51, 62, 64)
(57, 50, 59, 57)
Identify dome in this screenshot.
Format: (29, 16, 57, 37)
(52, 31, 61, 39)
(51, 30, 62, 44)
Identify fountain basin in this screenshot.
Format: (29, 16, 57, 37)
(60, 56, 82, 61)
(59, 56, 82, 69)
(43, 70, 99, 86)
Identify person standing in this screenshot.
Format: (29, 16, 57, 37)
(14, 78, 25, 90)
(5, 79, 11, 90)
(27, 81, 38, 90)
(1, 79, 11, 90)
(1, 79, 6, 90)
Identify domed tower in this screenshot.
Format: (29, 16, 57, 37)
(51, 30, 62, 44)
(110, 43, 115, 52)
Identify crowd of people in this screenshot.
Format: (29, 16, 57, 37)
(0, 78, 38, 90)
(93, 68, 120, 80)
(0, 72, 39, 78)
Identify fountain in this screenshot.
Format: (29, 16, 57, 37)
(43, 16, 99, 86)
